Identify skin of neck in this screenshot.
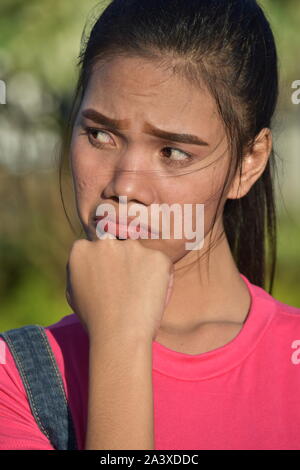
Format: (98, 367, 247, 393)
(158, 219, 251, 336)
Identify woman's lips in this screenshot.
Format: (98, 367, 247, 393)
(94, 217, 159, 239)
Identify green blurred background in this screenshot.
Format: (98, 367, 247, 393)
(0, 0, 299, 330)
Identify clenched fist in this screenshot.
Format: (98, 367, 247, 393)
(66, 238, 174, 342)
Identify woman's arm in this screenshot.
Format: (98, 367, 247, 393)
(84, 331, 154, 450)
(65, 238, 173, 450)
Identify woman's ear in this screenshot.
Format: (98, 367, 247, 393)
(227, 128, 273, 200)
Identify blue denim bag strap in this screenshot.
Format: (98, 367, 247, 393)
(0, 324, 78, 450)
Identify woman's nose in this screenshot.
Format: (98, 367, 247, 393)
(102, 152, 156, 207)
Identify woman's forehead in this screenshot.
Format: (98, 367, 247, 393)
(81, 56, 224, 144)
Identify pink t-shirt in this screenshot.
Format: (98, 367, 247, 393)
(1, 273, 300, 450)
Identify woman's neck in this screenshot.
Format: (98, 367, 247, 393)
(157, 229, 251, 337)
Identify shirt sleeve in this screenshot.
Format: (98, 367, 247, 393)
(0, 338, 55, 450)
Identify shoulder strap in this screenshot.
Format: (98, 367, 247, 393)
(0, 324, 78, 450)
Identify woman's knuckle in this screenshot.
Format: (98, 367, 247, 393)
(70, 239, 87, 257)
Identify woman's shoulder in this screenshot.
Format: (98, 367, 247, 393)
(0, 313, 89, 404)
(255, 283, 300, 317)
(242, 273, 300, 315)
(43, 314, 89, 388)
(46, 312, 82, 327)
(241, 274, 300, 339)
(273, 298, 300, 317)
(0, 313, 89, 377)
(0, 325, 60, 449)
(44, 312, 88, 344)
(0, 314, 88, 449)
(0, 312, 89, 386)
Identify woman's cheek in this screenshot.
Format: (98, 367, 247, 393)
(71, 146, 99, 196)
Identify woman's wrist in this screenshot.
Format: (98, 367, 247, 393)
(88, 324, 154, 352)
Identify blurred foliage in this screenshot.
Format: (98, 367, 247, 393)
(259, 0, 300, 109)
(274, 218, 300, 308)
(0, 0, 299, 332)
(0, 0, 110, 92)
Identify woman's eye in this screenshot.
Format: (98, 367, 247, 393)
(82, 127, 193, 167)
(84, 127, 112, 148)
(161, 147, 193, 166)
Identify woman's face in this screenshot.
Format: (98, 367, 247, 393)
(70, 56, 232, 264)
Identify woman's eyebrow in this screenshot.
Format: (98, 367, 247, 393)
(81, 108, 209, 146)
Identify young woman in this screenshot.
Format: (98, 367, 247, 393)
(1, 0, 300, 450)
